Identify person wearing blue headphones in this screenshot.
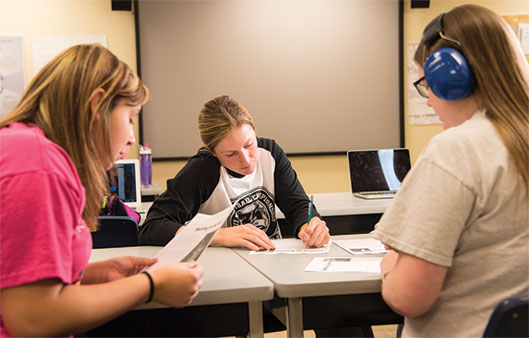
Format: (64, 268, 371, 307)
(371, 4, 528, 337)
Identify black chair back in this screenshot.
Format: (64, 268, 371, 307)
(92, 216, 139, 248)
(483, 295, 529, 337)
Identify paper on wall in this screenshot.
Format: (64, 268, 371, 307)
(407, 43, 440, 125)
(0, 36, 25, 119)
(32, 35, 107, 76)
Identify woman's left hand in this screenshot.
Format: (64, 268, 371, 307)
(82, 256, 157, 284)
(297, 217, 330, 248)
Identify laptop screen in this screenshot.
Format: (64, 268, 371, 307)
(348, 149, 411, 193)
(108, 159, 141, 208)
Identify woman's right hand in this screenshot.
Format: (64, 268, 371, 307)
(150, 262, 204, 308)
(210, 225, 275, 251)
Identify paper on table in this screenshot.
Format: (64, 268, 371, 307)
(304, 257, 382, 273)
(250, 238, 331, 255)
(334, 238, 387, 255)
(147, 205, 234, 270)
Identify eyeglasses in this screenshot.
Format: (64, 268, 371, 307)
(413, 76, 429, 98)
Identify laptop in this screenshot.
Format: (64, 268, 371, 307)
(108, 159, 145, 213)
(347, 148, 411, 199)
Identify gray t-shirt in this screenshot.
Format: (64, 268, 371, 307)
(372, 111, 528, 337)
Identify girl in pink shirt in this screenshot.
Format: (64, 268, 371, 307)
(0, 44, 203, 337)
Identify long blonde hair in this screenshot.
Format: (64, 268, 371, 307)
(198, 95, 255, 153)
(0, 44, 149, 229)
(414, 4, 529, 192)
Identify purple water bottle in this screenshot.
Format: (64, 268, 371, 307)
(139, 143, 152, 187)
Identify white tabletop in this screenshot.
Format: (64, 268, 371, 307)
(233, 234, 383, 298)
(90, 245, 274, 307)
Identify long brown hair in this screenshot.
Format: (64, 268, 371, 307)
(198, 95, 256, 153)
(0, 44, 149, 229)
(414, 4, 529, 193)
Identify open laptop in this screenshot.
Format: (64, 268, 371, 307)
(348, 148, 411, 199)
(108, 159, 145, 213)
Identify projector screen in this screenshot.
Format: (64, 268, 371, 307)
(136, 0, 402, 159)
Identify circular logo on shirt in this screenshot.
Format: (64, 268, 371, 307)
(229, 187, 281, 238)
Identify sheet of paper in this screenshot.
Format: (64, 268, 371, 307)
(304, 257, 382, 273)
(250, 238, 331, 255)
(407, 43, 440, 125)
(518, 23, 529, 55)
(334, 238, 387, 255)
(32, 35, 107, 75)
(147, 205, 233, 270)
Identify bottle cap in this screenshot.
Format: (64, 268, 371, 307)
(139, 144, 151, 154)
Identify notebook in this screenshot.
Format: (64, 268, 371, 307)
(108, 159, 145, 212)
(347, 148, 411, 199)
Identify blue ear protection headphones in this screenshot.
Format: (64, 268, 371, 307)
(422, 13, 475, 101)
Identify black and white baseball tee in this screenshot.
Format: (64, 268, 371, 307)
(138, 138, 319, 245)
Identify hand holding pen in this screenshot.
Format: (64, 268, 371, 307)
(298, 195, 330, 248)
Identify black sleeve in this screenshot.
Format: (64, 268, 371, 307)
(259, 138, 321, 235)
(138, 150, 221, 245)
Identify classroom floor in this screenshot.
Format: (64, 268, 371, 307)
(221, 324, 398, 338)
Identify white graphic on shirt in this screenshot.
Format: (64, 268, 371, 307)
(229, 187, 281, 239)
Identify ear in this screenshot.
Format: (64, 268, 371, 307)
(90, 88, 106, 118)
(210, 148, 218, 158)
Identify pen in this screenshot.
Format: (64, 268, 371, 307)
(307, 195, 314, 224)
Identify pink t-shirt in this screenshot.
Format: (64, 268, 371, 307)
(0, 122, 92, 337)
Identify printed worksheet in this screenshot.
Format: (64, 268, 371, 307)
(304, 257, 382, 273)
(250, 238, 331, 255)
(334, 238, 387, 255)
(147, 205, 233, 270)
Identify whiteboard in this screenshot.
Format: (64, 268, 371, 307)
(137, 0, 401, 158)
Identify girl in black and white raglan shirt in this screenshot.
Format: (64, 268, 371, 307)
(138, 95, 330, 250)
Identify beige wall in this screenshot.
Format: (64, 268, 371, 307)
(152, 154, 351, 195)
(0, 0, 140, 158)
(4, 0, 527, 194)
(154, 0, 528, 194)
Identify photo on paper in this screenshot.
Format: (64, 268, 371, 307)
(305, 256, 382, 273)
(334, 238, 387, 256)
(180, 230, 217, 263)
(322, 257, 352, 271)
(147, 205, 233, 270)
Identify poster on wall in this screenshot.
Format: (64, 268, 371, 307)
(517, 23, 529, 55)
(407, 43, 440, 125)
(501, 14, 529, 62)
(0, 36, 25, 119)
(32, 35, 107, 76)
